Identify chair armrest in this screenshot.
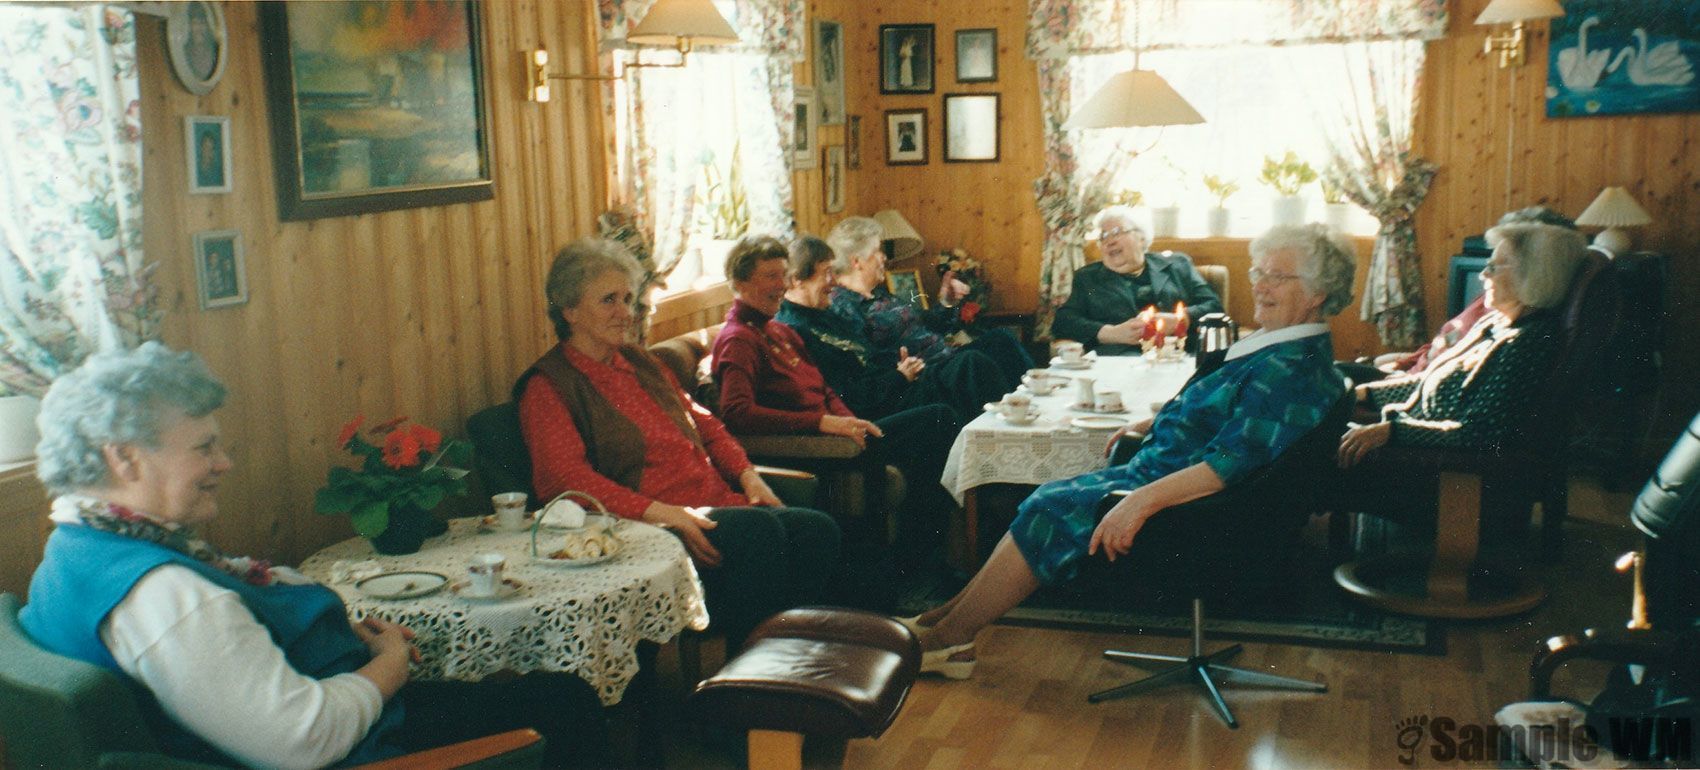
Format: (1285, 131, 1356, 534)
(1370, 446, 1544, 477)
(753, 466, 819, 508)
(752, 465, 815, 481)
(1530, 628, 1685, 700)
(736, 434, 866, 461)
(353, 728, 545, 770)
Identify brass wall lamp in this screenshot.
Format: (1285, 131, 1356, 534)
(1476, 0, 1565, 68)
(528, 0, 740, 101)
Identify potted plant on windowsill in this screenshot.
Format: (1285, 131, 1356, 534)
(1201, 174, 1240, 238)
(316, 415, 471, 555)
(1321, 176, 1354, 232)
(1260, 151, 1317, 227)
(687, 144, 751, 290)
(1148, 157, 1186, 238)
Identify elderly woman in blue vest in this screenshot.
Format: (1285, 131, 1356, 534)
(21, 343, 607, 769)
(900, 225, 1354, 679)
(1053, 206, 1224, 355)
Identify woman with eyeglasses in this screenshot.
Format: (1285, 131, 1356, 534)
(1337, 222, 1590, 468)
(1053, 205, 1224, 355)
(902, 225, 1355, 679)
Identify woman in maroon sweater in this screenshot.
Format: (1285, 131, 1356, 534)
(713, 235, 957, 575)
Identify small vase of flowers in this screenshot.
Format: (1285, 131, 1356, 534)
(935, 247, 989, 324)
(316, 415, 472, 555)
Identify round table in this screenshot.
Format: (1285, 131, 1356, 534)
(299, 516, 708, 705)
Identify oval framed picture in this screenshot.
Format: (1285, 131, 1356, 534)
(166, 1, 227, 96)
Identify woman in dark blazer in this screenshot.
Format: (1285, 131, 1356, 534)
(1053, 206, 1223, 355)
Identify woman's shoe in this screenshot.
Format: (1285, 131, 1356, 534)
(919, 642, 976, 680)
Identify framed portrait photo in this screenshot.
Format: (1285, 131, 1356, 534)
(846, 114, 862, 169)
(823, 146, 846, 214)
(794, 86, 818, 170)
(814, 20, 846, 126)
(185, 116, 232, 194)
(167, 1, 228, 95)
(944, 93, 1000, 163)
(193, 230, 248, 310)
(955, 28, 998, 83)
(885, 109, 927, 166)
(880, 24, 935, 94)
(886, 268, 928, 309)
(259, 1, 493, 221)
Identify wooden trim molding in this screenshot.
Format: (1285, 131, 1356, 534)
(0, 462, 49, 597)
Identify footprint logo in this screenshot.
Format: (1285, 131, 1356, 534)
(1395, 715, 1430, 765)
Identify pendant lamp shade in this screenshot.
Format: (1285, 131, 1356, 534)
(627, 0, 740, 47)
(1063, 69, 1205, 129)
(1474, 0, 1565, 25)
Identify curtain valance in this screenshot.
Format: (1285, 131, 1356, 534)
(1026, 0, 1448, 59)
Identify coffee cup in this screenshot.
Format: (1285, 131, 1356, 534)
(1057, 341, 1085, 363)
(1022, 373, 1060, 395)
(1095, 389, 1124, 413)
(466, 553, 506, 597)
(999, 391, 1032, 416)
(491, 492, 527, 531)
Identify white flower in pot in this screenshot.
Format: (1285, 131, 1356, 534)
(1321, 177, 1355, 232)
(1201, 174, 1239, 237)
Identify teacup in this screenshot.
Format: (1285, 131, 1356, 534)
(466, 553, 506, 597)
(999, 392, 1033, 417)
(1022, 372, 1062, 395)
(1056, 341, 1085, 363)
(1095, 389, 1125, 413)
(491, 492, 527, 532)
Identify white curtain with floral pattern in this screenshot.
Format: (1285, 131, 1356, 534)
(0, 4, 154, 397)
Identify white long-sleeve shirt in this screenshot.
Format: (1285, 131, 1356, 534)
(52, 506, 386, 769)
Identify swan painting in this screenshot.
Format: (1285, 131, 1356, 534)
(1605, 28, 1695, 87)
(1556, 16, 1611, 91)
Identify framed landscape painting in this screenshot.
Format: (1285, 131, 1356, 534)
(1546, 1, 1699, 117)
(259, 1, 493, 221)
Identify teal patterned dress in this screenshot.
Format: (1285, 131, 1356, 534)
(1009, 332, 1343, 584)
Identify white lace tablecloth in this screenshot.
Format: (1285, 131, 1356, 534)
(299, 516, 708, 705)
(940, 355, 1196, 502)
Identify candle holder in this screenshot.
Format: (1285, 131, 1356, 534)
(1143, 336, 1185, 363)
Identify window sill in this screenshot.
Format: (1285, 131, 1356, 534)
(0, 458, 36, 484)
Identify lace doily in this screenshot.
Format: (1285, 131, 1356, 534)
(300, 517, 708, 705)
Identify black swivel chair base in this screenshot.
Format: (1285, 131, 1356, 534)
(1087, 598, 1328, 729)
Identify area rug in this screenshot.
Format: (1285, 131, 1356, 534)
(895, 559, 1444, 656)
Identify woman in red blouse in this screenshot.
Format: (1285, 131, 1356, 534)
(516, 238, 840, 644)
(713, 235, 958, 575)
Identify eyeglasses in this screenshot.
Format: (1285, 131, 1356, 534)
(1099, 226, 1144, 240)
(1479, 260, 1507, 278)
(1249, 267, 1302, 284)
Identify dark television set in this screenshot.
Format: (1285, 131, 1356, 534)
(1447, 234, 1493, 318)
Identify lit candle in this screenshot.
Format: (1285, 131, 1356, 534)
(1173, 302, 1188, 337)
(1139, 306, 1158, 340)
(1154, 318, 1167, 347)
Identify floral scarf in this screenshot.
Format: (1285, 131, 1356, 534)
(61, 495, 275, 586)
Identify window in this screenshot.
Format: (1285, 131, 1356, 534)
(1071, 42, 1397, 238)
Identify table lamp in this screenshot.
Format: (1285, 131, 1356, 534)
(873, 209, 923, 262)
(1575, 186, 1652, 255)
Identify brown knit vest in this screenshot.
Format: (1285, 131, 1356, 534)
(514, 345, 705, 493)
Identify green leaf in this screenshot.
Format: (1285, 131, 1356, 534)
(350, 500, 390, 538)
(314, 484, 364, 514)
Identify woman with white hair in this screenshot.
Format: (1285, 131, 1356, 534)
(1338, 222, 1590, 467)
(21, 343, 609, 768)
(902, 225, 1356, 679)
(1053, 205, 1224, 355)
(825, 216, 1033, 393)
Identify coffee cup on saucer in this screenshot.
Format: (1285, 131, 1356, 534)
(1056, 341, 1085, 364)
(466, 553, 506, 598)
(998, 391, 1033, 417)
(1022, 370, 1061, 395)
(1095, 389, 1124, 413)
(491, 492, 527, 531)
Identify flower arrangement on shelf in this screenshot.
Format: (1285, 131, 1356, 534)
(1258, 151, 1318, 197)
(935, 247, 989, 323)
(316, 415, 472, 552)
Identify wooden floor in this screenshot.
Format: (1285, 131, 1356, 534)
(662, 481, 1640, 769)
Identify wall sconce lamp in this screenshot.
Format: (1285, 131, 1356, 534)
(528, 0, 739, 102)
(1575, 186, 1653, 255)
(1475, 0, 1565, 68)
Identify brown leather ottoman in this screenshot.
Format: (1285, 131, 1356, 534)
(690, 607, 920, 770)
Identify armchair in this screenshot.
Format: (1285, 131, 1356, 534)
(1331, 249, 1623, 619)
(0, 594, 544, 770)
(1081, 381, 1352, 728)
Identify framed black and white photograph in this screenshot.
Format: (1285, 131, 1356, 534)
(846, 114, 862, 169)
(814, 20, 846, 126)
(824, 146, 846, 213)
(185, 116, 232, 194)
(885, 109, 927, 165)
(886, 268, 927, 309)
(193, 230, 247, 310)
(944, 93, 1000, 163)
(955, 28, 998, 83)
(880, 24, 934, 94)
(166, 1, 228, 95)
(794, 86, 818, 170)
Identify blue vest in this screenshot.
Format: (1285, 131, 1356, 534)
(21, 524, 406, 766)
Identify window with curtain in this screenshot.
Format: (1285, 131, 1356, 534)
(0, 4, 154, 398)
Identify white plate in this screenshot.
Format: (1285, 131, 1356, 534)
(1071, 415, 1130, 430)
(355, 571, 448, 600)
(1049, 357, 1093, 370)
(449, 578, 524, 602)
(533, 551, 619, 568)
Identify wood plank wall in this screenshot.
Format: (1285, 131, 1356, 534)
(134, 1, 609, 565)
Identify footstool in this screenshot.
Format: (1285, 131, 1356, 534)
(690, 607, 920, 770)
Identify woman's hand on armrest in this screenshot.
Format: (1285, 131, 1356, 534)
(739, 467, 784, 507)
(1102, 416, 1156, 456)
(643, 502, 723, 566)
(819, 414, 883, 448)
(1337, 421, 1393, 469)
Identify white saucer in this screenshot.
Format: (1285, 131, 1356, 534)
(356, 571, 448, 600)
(993, 409, 1042, 426)
(1071, 415, 1130, 430)
(449, 578, 523, 602)
(1049, 357, 1092, 370)
(1069, 403, 1127, 414)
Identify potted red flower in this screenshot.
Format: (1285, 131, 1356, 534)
(316, 415, 472, 555)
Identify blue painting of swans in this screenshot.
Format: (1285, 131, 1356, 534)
(1546, 1, 1699, 117)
